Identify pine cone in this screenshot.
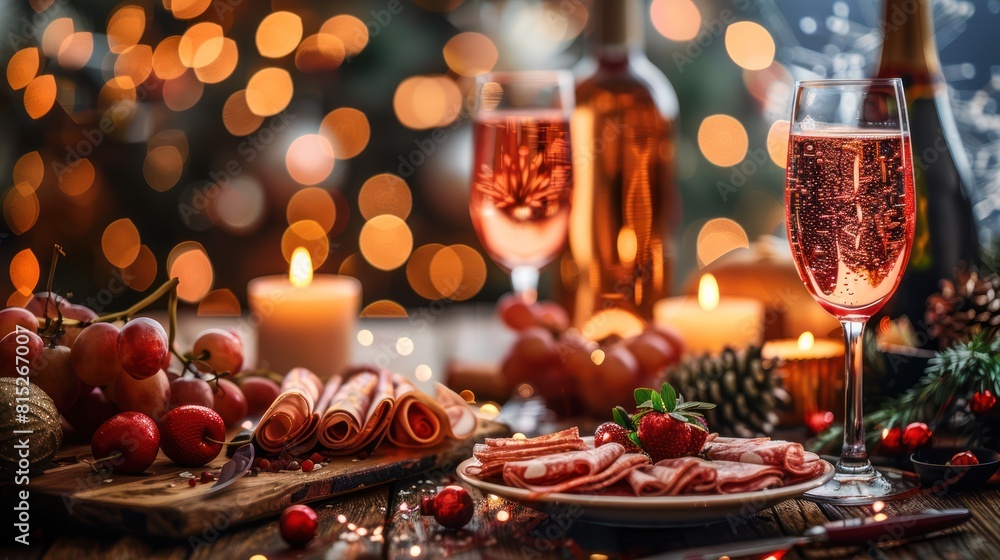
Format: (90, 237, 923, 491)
(926, 266, 1000, 349)
(659, 346, 787, 438)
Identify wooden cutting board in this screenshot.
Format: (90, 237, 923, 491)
(28, 419, 508, 540)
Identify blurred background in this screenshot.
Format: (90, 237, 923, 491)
(2, 0, 997, 314)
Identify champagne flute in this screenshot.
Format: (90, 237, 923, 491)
(469, 71, 575, 303)
(785, 79, 919, 504)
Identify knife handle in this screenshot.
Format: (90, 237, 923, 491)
(807, 509, 971, 547)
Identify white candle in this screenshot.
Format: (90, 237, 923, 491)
(653, 274, 765, 355)
(247, 248, 361, 380)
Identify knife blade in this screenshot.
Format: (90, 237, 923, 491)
(645, 508, 971, 560)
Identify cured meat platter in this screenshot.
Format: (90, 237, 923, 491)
(30, 418, 508, 539)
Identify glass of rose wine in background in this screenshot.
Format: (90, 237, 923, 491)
(470, 71, 575, 302)
(786, 79, 918, 504)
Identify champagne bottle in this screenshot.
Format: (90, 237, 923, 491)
(565, 0, 680, 328)
(876, 0, 980, 342)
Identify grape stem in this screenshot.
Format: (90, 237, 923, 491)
(32, 278, 181, 331)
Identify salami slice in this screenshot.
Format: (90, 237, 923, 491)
(627, 458, 717, 496)
(468, 428, 588, 478)
(319, 366, 395, 455)
(703, 437, 825, 481)
(503, 443, 625, 489)
(710, 460, 784, 493)
(254, 368, 325, 453)
(388, 374, 477, 448)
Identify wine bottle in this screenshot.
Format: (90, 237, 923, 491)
(876, 0, 980, 343)
(565, 0, 680, 329)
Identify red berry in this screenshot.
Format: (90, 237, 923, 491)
(971, 390, 996, 417)
(805, 411, 835, 435)
(188, 478, 197, 487)
(269, 461, 282, 472)
(158, 405, 226, 467)
(950, 451, 979, 466)
(90, 412, 160, 475)
(309, 452, 323, 463)
(902, 422, 932, 449)
(420, 485, 474, 530)
(594, 422, 643, 454)
(301, 459, 315, 472)
(288, 460, 301, 471)
(636, 412, 696, 462)
(881, 426, 904, 454)
(259, 458, 271, 471)
(280, 504, 318, 548)
(200, 471, 214, 483)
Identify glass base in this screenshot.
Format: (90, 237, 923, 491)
(804, 466, 920, 505)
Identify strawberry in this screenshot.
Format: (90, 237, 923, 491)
(594, 422, 643, 454)
(158, 405, 226, 467)
(91, 411, 160, 475)
(632, 382, 714, 462)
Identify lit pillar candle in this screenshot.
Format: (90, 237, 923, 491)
(762, 331, 845, 425)
(247, 248, 362, 380)
(653, 274, 765, 355)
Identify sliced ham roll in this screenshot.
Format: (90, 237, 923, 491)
(388, 374, 476, 448)
(502, 443, 649, 494)
(467, 428, 588, 478)
(319, 366, 395, 455)
(711, 460, 784, 493)
(254, 368, 325, 453)
(703, 437, 826, 481)
(627, 458, 717, 496)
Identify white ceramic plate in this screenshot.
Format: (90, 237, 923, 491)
(456, 445, 835, 528)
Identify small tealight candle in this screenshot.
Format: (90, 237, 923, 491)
(653, 274, 765, 355)
(248, 248, 362, 380)
(762, 331, 845, 425)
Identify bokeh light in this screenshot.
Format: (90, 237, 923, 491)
(198, 289, 242, 316)
(651, 0, 701, 41)
(222, 90, 263, 136)
(396, 336, 414, 355)
(359, 214, 413, 271)
(210, 176, 266, 234)
(256, 12, 303, 58)
(767, 120, 791, 168)
(295, 33, 345, 72)
(287, 187, 337, 233)
(114, 44, 154, 88)
(697, 218, 750, 267)
(122, 244, 156, 291)
(153, 36, 186, 79)
(10, 249, 40, 296)
(415, 364, 432, 381)
(360, 300, 408, 318)
(163, 70, 204, 111)
(167, 242, 214, 302)
(246, 67, 293, 116)
(24, 75, 56, 119)
(179, 22, 224, 68)
(57, 32, 93, 70)
(358, 174, 412, 220)
(582, 308, 645, 341)
(281, 220, 329, 267)
(194, 38, 238, 83)
(7, 48, 40, 90)
(107, 5, 145, 54)
(393, 75, 462, 129)
(320, 15, 368, 57)
(143, 146, 184, 192)
(102, 218, 141, 268)
(149, 129, 189, 162)
(3, 186, 40, 235)
(725, 22, 776, 71)
(58, 158, 96, 196)
(429, 244, 487, 301)
(406, 243, 446, 300)
(443, 32, 498, 77)
(13, 152, 44, 193)
(320, 108, 370, 159)
(42, 18, 74, 57)
(286, 134, 336, 185)
(697, 115, 748, 167)
(169, 0, 212, 20)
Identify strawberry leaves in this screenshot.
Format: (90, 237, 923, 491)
(633, 382, 715, 429)
(612, 406, 634, 431)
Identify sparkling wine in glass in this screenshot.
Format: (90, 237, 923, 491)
(470, 71, 575, 302)
(786, 79, 918, 504)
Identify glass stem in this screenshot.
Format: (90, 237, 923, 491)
(838, 320, 874, 475)
(511, 266, 539, 304)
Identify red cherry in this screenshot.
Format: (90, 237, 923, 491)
(902, 422, 932, 449)
(950, 451, 979, 466)
(301, 459, 315, 472)
(420, 485, 474, 530)
(90, 412, 160, 475)
(881, 426, 904, 454)
(280, 504, 318, 548)
(970, 390, 996, 417)
(158, 405, 225, 466)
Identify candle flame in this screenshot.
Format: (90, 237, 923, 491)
(698, 274, 719, 311)
(797, 331, 815, 351)
(289, 247, 313, 287)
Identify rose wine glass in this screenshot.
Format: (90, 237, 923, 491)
(786, 79, 918, 504)
(470, 71, 575, 303)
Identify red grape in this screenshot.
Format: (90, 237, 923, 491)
(534, 301, 569, 331)
(60, 304, 98, 347)
(25, 292, 70, 319)
(105, 368, 171, 421)
(578, 343, 640, 416)
(118, 318, 169, 380)
(192, 329, 244, 374)
(497, 294, 538, 331)
(63, 387, 120, 440)
(0, 330, 44, 377)
(30, 345, 81, 412)
(626, 331, 677, 375)
(238, 376, 281, 416)
(0, 307, 38, 336)
(213, 378, 248, 427)
(169, 377, 214, 409)
(70, 323, 128, 386)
